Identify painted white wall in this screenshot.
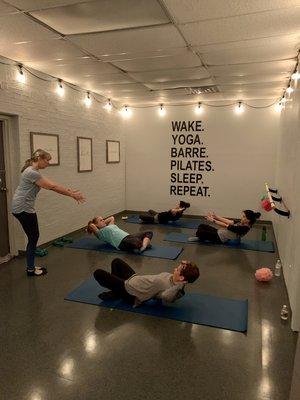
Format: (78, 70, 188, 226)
(0, 64, 125, 251)
(125, 104, 280, 220)
(273, 82, 300, 331)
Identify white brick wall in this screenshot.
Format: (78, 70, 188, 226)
(0, 63, 126, 249)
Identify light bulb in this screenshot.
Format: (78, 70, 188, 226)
(17, 65, 25, 83)
(56, 80, 64, 97)
(158, 104, 166, 116)
(120, 105, 132, 119)
(195, 102, 203, 115)
(235, 102, 244, 114)
(286, 86, 293, 95)
(104, 99, 112, 112)
(274, 102, 283, 112)
(84, 92, 92, 107)
(291, 71, 300, 81)
(281, 96, 287, 103)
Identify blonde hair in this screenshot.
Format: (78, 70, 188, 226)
(21, 149, 51, 172)
(86, 218, 98, 234)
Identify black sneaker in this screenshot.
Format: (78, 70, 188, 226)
(180, 201, 190, 209)
(27, 267, 48, 277)
(98, 291, 118, 301)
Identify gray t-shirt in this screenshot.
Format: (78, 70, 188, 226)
(12, 167, 42, 213)
(125, 272, 185, 305)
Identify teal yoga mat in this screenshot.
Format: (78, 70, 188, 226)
(67, 237, 183, 260)
(164, 232, 275, 253)
(65, 277, 248, 332)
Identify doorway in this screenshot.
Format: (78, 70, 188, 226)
(0, 120, 10, 261)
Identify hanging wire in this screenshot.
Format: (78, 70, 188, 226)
(0, 48, 299, 111)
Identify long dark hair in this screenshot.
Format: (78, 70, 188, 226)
(21, 149, 51, 172)
(243, 210, 261, 226)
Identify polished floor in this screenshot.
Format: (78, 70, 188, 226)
(0, 214, 298, 400)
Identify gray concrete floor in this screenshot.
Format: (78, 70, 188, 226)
(0, 214, 297, 400)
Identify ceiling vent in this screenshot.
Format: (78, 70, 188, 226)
(187, 85, 219, 94)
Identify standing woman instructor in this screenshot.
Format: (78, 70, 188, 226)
(12, 149, 85, 276)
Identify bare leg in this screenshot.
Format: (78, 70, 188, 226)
(140, 236, 151, 252)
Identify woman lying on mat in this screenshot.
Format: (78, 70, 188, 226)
(139, 200, 190, 224)
(86, 215, 153, 252)
(192, 210, 261, 244)
(94, 257, 199, 307)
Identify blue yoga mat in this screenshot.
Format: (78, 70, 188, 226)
(164, 232, 275, 253)
(65, 277, 248, 332)
(125, 214, 201, 229)
(67, 237, 183, 260)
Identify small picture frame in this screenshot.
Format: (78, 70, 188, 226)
(77, 136, 93, 172)
(30, 132, 60, 166)
(106, 140, 120, 163)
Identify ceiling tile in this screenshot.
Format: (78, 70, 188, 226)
(215, 73, 289, 85)
(163, 0, 300, 23)
(129, 66, 210, 82)
(98, 47, 186, 62)
(192, 34, 300, 54)
(200, 44, 297, 65)
(110, 50, 202, 72)
(0, 38, 86, 63)
(69, 25, 186, 56)
(30, 0, 169, 35)
(144, 78, 215, 90)
(6, 1, 95, 10)
(0, 13, 58, 48)
(0, 0, 17, 15)
(180, 7, 300, 46)
(208, 59, 296, 76)
(27, 60, 122, 82)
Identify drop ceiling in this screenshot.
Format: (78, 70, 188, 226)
(0, 0, 299, 106)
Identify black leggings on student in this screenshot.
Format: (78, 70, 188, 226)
(93, 258, 136, 303)
(139, 210, 183, 224)
(196, 224, 222, 243)
(119, 231, 153, 251)
(13, 212, 39, 269)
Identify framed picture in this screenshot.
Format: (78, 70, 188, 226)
(77, 137, 93, 172)
(30, 132, 60, 166)
(106, 140, 120, 163)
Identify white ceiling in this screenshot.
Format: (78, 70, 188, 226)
(0, 0, 299, 106)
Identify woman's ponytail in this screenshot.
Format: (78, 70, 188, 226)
(21, 148, 51, 173)
(21, 158, 32, 173)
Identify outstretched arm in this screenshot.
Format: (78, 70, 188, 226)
(36, 177, 85, 203)
(207, 212, 234, 225)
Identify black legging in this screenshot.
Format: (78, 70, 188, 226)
(139, 210, 183, 224)
(118, 231, 153, 251)
(93, 258, 135, 303)
(13, 212, 39, 269)
(196, 224, 222, 243)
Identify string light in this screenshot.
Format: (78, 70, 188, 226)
(291, 71, 300, 81)
(103, 99, 112, 112)
(84, 92, 92, 107)
(16, 64, 25, 83)
(281, 96, 287, 103)
(195, 102, 203, 115)
(235, 102, 244, 114)
(274, 102, 283, 112)
(120, 105, 132, 119)
(56, 79, 64, 97)
(286, 86, 293, 95)
(158, 104, 166, 116)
